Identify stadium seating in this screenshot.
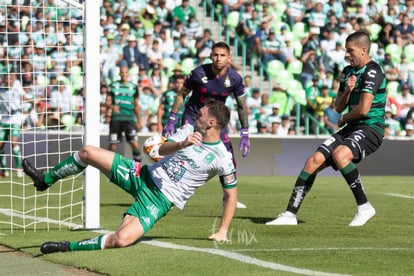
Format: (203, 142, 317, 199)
(386, 80, 400, 99)
(385, 43, 403, 63)
(266, 59, 285, 77)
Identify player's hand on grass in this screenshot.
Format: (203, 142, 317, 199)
(208, 231, 228, 242)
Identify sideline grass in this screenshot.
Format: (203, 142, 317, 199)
(1, 175, 414, 275)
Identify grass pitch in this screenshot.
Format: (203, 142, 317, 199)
(1, 174, 414, 275)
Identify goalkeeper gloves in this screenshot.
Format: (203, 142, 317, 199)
(239, 128, 250, 157)
(162, 112, 178, 137)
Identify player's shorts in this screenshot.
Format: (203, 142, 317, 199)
(0, 123, 21, 140)
(110, 153, 173, 233)
(317, 125, 383, 170)
(108, 120, 138, 144)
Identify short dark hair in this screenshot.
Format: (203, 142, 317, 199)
(212, 41, 231, 54)
(204, 98, 230, 129)
(346, 31, 371, 51)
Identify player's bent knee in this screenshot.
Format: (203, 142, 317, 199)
(332, 146, 352, 165)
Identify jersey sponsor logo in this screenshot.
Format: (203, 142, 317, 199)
(365, 80, 375, 90)
(367, 69, 377, 78)
(162, 156, 186, 183)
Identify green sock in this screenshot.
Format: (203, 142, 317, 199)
(340, 163, 367, 205)
(44, 153, 87, 185)
(69, 235, 106, 251)
(0, 149, 6, 169)
(12, 146, 22, 168)
(287, 170, 315, 214)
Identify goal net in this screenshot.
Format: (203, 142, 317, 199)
(0, 0, 94, 233)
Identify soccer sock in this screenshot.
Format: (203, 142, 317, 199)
(286, 170, 316, 214)
(12, 145, 22, 168)
(69, 235, 107, 251)
(340, 163, 368, 205)
(43, 152, 88, 185)
(0, 149, 6, 169)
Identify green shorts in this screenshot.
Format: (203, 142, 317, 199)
(110, 154, 172, 233)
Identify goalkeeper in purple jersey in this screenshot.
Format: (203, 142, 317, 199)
(162, 42, 250, 208)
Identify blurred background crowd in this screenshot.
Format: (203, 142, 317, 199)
(1, 0, 414, 138)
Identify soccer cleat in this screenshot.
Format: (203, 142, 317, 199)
(0, 170, 9, 178)
(349, 202, 376, 227)
(40, 241, 70, 254)
(16, 169, 23, 178)
(236, 201, 247, 209)
(265, 211, 298, 225)
(22, 159, 49, 191)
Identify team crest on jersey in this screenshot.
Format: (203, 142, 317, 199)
(224, 76, 231, 87)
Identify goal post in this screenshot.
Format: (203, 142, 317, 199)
(83, 0, 101, 229)
(0, 0, 101, 232)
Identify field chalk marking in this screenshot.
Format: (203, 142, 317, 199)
(0, 209, 350, 276)
(386, 193, 414, 199)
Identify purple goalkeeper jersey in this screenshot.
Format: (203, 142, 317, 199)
(182, 64, 245, 124)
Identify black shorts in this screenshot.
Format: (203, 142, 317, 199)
(317, 125, 383, 169)
(109, 120, 138, 144)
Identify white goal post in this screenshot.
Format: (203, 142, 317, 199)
(0, 0, 100, 232)
(83, 0, 101, 229)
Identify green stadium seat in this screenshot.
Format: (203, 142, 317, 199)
(403, 44, 414, 63)
(368, 23, 382, 41)
(266, 59, 285, 77)
(180, 57, 195, 75)
(291, 22, 308, 41)
(269, 90, 292, 116)
(286, 79, 306, 105)
(287, 59, 303, 77)
(226, 11, 240, 29)
(387, 81, 400, 98)
(385, 43, 403, 63)
(162, 57, 177, 76)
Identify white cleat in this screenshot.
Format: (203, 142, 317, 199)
(266, 211, 298, 225)
(236, 201, 247, 209)
(17, 169, 23, 178)
(349, 202, 376, 227)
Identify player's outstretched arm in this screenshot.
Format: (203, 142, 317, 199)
(208, 187, 237, 241)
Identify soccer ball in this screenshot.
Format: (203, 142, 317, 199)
(142, 135, 166, 164)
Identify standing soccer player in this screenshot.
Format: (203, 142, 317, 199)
(0, 73, 26, 177)
(157, 74, 186, 133)
(162, 42, 250, 208)
(106, 66, 143, 162)
(266, 31, 386, 226)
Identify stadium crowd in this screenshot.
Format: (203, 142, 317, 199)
(1, 0, 414, 138)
